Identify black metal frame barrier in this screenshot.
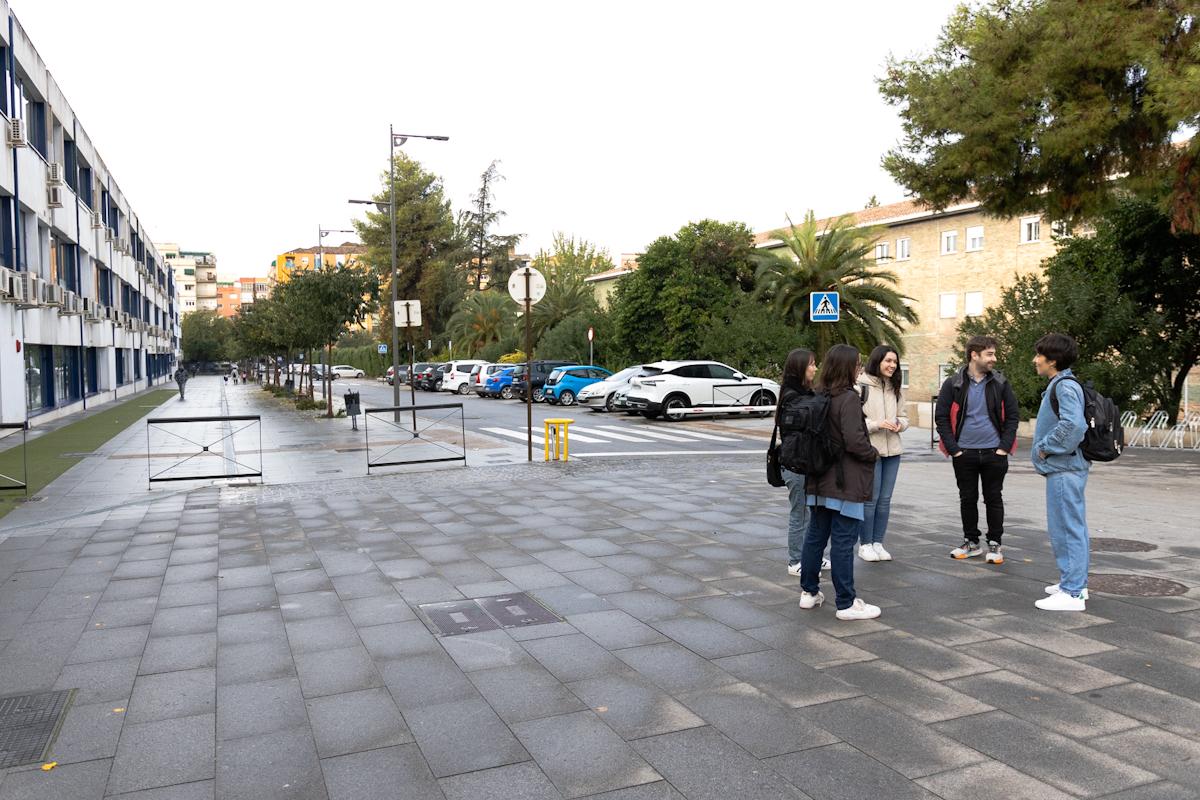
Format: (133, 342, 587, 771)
(146, 414, 263, 485)
(0, 422, 29, 494)
(364, 402, 467, 471)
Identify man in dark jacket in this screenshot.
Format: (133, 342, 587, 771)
(935, 335, 1020, 564)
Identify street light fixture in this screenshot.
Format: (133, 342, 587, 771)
(348, 127, 448, 414)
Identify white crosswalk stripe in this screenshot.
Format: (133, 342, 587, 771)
(481, 426, 609, 444)
(608, 427, 712, 443)
(657, 426, 743, 442)
(566, 426, 656, 443)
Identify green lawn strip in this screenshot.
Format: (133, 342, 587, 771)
(0, 389, 176, 520)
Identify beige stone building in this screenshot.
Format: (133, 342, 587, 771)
(755, 199, 1059, 403)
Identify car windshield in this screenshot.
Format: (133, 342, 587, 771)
(640, 367, 664, 376)
(548, 369, 564, 381)
(608, 367, 643, 383)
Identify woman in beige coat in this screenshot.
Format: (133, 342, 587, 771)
(856, 345, 909, 562)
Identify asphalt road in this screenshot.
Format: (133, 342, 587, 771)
(318, 377, 774, 459)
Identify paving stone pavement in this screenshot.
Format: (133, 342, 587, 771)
(1, 381, 1199, 799)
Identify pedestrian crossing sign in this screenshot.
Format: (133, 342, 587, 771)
(810, 291, 840, 322)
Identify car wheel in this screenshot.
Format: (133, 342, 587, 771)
(662, 394, 690, 422)
(533, 387, 546, 402)
(457, 382, 470, 395)
(559, 390, 576, 406)
(356, 371, 364, 379)
(604, 393, 617, 412)
(500, 386, 513, 400)
(750, 390, 776, 418)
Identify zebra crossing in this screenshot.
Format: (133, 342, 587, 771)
(478, 420, 765, 456)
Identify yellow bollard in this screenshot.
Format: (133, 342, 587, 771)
(544, 418, 574, 461)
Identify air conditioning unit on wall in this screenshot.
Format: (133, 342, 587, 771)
(47, 162, 64, 185)
(61, 291, 82, 315)
(47, 186, 64, 209)
(43, 283, 65, 307)
(0, 267, 13, 300)
(91, 211, 103, 229)
(6, 118, 25, 148)
(18, 272, 42, 308)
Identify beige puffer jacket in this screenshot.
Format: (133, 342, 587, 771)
(856, 373, 908, 457)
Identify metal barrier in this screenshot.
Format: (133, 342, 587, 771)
(1160, 412, 1200, 449)
(0, 422, 28, 494)
(146, 415, 263, 486)
(364, 403, 466, 471)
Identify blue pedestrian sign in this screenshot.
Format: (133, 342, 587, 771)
(377, 344, 388, 355)
(810, 291, 840, 322)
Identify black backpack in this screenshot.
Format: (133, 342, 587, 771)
(778, 391, 843, 479)
(1050, 376, 1124, 462)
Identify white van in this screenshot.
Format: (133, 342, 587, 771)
(441, 359, 488, 394)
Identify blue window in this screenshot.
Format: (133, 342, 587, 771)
(115, 349, 126, 385)
(0, 197, 13, 269)
(78, 165, 93, 208)
(63, 139, 78, 192)
(26, 100, 47, 158)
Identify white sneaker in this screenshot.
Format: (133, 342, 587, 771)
(787, 563, 802, 576)
(858, 544, 879, 562)
(821, 558, 831, 572)
(872, 543, 892, 561)
(1035, 591, 1086, 611)
(1045, 584, 1089, 600)
(798, 591, 824, 609)
(836, 598, 882, 621)
(950, 540, 983, 559)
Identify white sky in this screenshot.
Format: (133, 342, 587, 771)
(13, 0, 962, 280)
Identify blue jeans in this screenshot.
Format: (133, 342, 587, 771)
(782, 468, 810, 565)
(861, 455, 900, 545)
(1045, 470, 1089, 596)
(800, 506, 858, 610)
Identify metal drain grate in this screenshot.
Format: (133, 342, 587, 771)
(1088, 574, 1190, 597)
(0, 689, 75, 768)
(1091, 538, 1157, 553)
(420, 592, 562, 636)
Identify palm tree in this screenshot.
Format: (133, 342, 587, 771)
(530, 278, 596, 343)
(754, 211, 918, 356)
(445, 290, 516, 354)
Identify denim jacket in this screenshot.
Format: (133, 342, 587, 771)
(1032, 369, 1090, 475)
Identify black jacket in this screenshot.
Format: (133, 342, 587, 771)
(934, 367, 1020, 455)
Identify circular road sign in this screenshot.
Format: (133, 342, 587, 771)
(587, 326, 594, 342)
(508, 266, 547, 305)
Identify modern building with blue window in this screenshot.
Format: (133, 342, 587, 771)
(0, 2, 179, 426)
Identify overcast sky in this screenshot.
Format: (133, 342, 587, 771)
(14, 0, 963, 280)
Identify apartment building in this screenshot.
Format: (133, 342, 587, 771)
(0, 4, 179, 426)
(159, 244, 217, 315)
(215, 283, 240, 318)
(755, 199, 1059, 403)
(238, 276, 269, 307)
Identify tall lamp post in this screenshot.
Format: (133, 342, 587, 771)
(350, 127, 448, 412)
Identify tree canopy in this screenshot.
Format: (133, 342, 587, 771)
(879, 0, 1200, 233)
(180, 310, 232, 362)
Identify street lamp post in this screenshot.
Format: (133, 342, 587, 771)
(351, 129, 448, 413)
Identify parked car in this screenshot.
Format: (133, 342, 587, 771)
(440, 360, 488, 395)
(412, 363, 440, 391)
(578, 366, 653, 412)
(331, 364, 366, 379)
(471, 364, 510, 396)
(391, 362, 432, 386)
(309, 364, 331, 379)
(482, 366, 518, 398)
(544, 366, 613, 406)
(425, 363, 451, 391)
(625, 360, 779, 421)
(512, 360, 577, 402)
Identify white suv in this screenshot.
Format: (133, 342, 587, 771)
(441, 360, 488, 394)
(625, 360, 779, 421)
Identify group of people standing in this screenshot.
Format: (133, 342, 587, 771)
(777, 333, 1094, 620)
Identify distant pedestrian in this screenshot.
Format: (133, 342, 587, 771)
(776, 349, 831, 577)
(1031, 333, 1091, 611)
(796, 344, 881, 621)
(935, 335, 1019, 564)
(856, 344, 908, 563)
(173, 367, 189, 400)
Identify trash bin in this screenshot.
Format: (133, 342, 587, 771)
(284, 377, 294, 394)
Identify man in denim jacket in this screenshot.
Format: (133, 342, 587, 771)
(1031, 333, 1090, 611)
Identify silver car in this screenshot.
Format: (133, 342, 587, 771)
(578, 366, 651, 412)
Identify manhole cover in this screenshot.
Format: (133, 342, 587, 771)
(420, 592, 562, 636)
(0, 689, 74, 768)
(1088, 574, 1190, 597)
(1091, 538, 1157, 553)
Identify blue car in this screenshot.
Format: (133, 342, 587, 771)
(544, 365, 613, 406)
(483, 367, 518, 399)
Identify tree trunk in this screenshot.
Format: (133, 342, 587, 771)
(326, 342, 334, 417)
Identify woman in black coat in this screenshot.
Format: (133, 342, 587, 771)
(797, 344, 881, 621)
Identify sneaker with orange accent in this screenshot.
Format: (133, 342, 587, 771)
(985, 541, 1004, 564)
(950, 539, 982, 559)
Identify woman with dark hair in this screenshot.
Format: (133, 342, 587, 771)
(777, 349, 829, 576)
(856, 344, 909, 563)
(797, 344, 881, 621)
